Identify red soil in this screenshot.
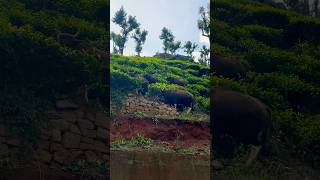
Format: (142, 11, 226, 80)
(111, 116, 210, 152)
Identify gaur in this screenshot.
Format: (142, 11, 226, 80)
(144, 74, 158, 84)
(162, 89, 195, 111)
(166, 77, 188, 86)
(212, 54, 246, 79)
(211, 87, 272, 165)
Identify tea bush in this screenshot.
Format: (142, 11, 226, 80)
(213, 0, 320, 163)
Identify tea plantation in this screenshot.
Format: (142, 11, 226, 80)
(0, 0, 108, 171)
(110, 54, 210, 114)
(212, 0, 320, 176)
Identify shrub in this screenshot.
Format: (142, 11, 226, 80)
(243, 24, 283, 47)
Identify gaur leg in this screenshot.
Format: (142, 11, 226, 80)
(245, 145, 262, 166)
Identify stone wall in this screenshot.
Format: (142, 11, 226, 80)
(0, 99, 108, 168)
(110, 149, 210, 180)
(121, 95, 179, 116)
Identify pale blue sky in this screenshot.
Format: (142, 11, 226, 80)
(110, 0, 210, 60)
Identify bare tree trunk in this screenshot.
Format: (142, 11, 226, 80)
(303, 0, 310, 15)
(315, 0, 320, 17)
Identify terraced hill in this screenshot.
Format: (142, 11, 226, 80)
(212, 0, 320, 178)
(110, 55, 210, 115)
(0, 0, 108, 178)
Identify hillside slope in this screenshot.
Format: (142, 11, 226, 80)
(110, 55, 210, 114)
(212, 0, 320, 178)
(0, 0, 108, 177)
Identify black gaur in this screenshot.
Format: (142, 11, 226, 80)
(162, 89, 195, 111)
(211, 87, 272, 165)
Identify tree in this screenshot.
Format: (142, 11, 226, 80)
(284, 0, 305, 14)
(110, 31, 121, 54)
(198, 5, 210, 39)
(168, 41, 181, 55)
(132, 28, 148, 56)
(183, 41, 198, 59)
(314, 0, 319, 17)
(159, 27, 174, 55)
(199, 45, 210, 66)
(112, 6, 140, 55)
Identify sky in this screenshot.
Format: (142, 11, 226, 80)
(110, 0, 210, 60)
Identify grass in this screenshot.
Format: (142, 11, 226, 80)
(111, 134, 153, 149)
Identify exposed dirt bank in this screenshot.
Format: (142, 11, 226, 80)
(110, 116, 210, 153)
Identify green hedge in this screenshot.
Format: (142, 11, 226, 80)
(0, 22, 102, 97)
(13, 0, 108, 24)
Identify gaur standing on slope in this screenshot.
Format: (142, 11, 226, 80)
(211, 87, 272, 165)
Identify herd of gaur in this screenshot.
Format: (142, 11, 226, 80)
(127, 53, 272, 165)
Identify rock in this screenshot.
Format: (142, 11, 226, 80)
(37, 149, 52, 163)
(93, 141, 107, 153)
(54, 149, 69, 164)
(49, 120, 69, 131)
(81, 137, 94, 144)
(95, 113, 108, 128)
(79, 143, 91, 150)
(38, 140, 50, 150)
(62, 132, 81, 149)
(78, 119, 95, 130)
(85, 151, 97, 161)
(52, 130, 62, 142)
(69, 125, 81, 135)
(69, 150, 83, 160)
(6, 138, 20, 146)
(96, 127, 107, 140)
(213, 160, 224, 170)
(80, 128, 96, 138)
(60, 112, 77, 123)
(50, 143, 64, 152)
(0, 125, 6, 136)
(55, 100, 78, 110)
(0, 143, 9, 156)
(40, 129, 51, 140)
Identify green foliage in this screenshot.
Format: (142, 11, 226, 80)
(213, 0, 320, 164)
(67, 160, 108, 180)
(242, 24, 283, 47)
(110, 69, 142, 92)
(14, 0, 108, 24)
(0, 0, 107, 161)
(112, 6, 140, 55)
(148, 83, 185, 97)
(0, 89, 48, 145)
(132, 28, 148, 56)
(198, 4, 210, 38)
(183, 41, 198, 59)
(111, 134, 153, 149)
(111, 55, 210, 114)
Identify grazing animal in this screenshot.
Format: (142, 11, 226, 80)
(211, 87, 272, 165)
(163, 89, 195, 111)
(144, 74, 158, 84)
(166, 77, 188, 86)
(212, 54, 246, 79)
